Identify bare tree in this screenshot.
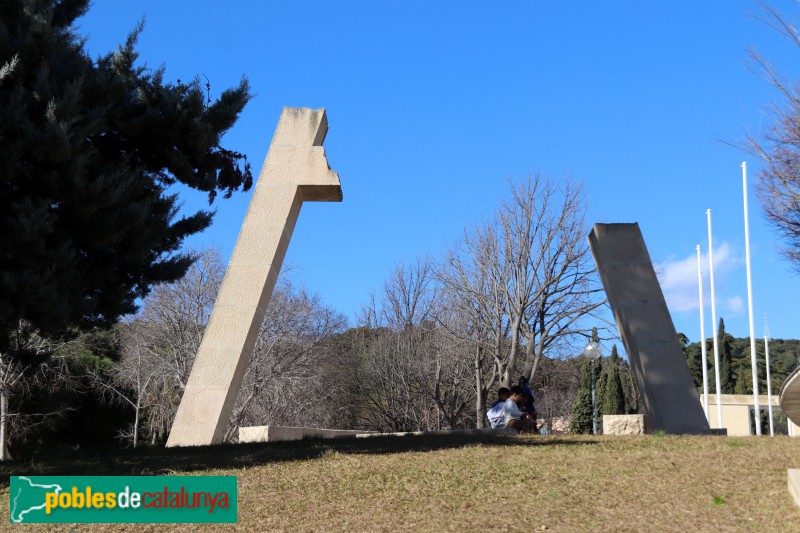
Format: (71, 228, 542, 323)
(350, 258, 475, 432)
(379, 258, 474, 429)
(107, 248, 224, 445)
(438, 173, 605, 428)
(353, 259, 436, 432)
(138, 249, 223, 393)
(428, 324, 475, 429)
(532, 356, 581, 433)
(355, 329, 431, 431)
(225, 276, 347, 441)
(1, 324, 82, 460)
(742, 2, 800, 269)
(439, 221, 510, 428)
(381, 257, 436, 329)
(109, 248, 348, 444)
(89, 321, 159, 448)
(512, 177, 607, 383)
(0, 348, 25, 460)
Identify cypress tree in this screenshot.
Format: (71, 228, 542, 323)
(602, 345, 626, 415)
(570, 359, 594, 434)
(718, 319, 734, 393)
(0, 0, 253, 350)
(595, 355, 607, 417)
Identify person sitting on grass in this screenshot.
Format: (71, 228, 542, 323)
(504, 385, 531, 432)
(518, 376, 537, 432)
(487, 387, 511, 428)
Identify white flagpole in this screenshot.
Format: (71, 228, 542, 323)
(707, 209, 723, 429)
(765, 334, 774, 436)
(742, 161, 762, 436)
(696, 245, 710, 418)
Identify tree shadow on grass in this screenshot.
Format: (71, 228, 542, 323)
(0, 433, 599, 487)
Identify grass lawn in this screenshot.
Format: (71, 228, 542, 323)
(1, 433, 799, 532)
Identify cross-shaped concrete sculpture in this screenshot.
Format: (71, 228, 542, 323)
(167, 107, 342, 447)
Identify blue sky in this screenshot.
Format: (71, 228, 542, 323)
(78, 1, 800, 344)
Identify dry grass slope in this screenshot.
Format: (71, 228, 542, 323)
(1, 433, 799, 532)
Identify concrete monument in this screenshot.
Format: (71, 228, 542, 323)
(166, 107, 342, 447)
(780, 366, 800, 426)
(780, 364, 800, 504)
(588, 223, 710, 434)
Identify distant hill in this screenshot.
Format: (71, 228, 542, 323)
(682, 333, 800, 394)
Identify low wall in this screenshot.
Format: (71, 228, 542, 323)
(239, 426, 373, 443)
(354, 428, 517, 438)
(702, 394, 798, 436)
(239, 426, 516, 443)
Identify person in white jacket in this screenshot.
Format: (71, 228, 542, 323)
(486, 387, 511, 428)
(503, 386, 531, 432)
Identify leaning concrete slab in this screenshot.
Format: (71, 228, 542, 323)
(588, 223, 710, 435)
(167, 107, 342, 447)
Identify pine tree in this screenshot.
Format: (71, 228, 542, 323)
(570, 359, 594, 434)
(0, 0, 253, 350)
(602, 345, 626, 415)
(733, 367, 750, 394)
(680, 332, 703, 388)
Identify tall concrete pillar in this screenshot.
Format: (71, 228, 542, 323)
(588, 223, 710, 434)
(166, 107, 342, 447)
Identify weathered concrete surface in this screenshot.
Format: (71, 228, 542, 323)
(589, 223, 710, 435)
(603, 414, 647, 435)
(239, 426, 371, 443)
(167, 108, 342, 447)
(780, 366, 800, 428)
(786, 468, 800, 505)
(789, 469, 800, 507)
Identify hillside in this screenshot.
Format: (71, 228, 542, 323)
(2, 433, 799, 531)
(683, 333, 800, 394)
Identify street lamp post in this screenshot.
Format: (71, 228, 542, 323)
(584, 341, 602, 435)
